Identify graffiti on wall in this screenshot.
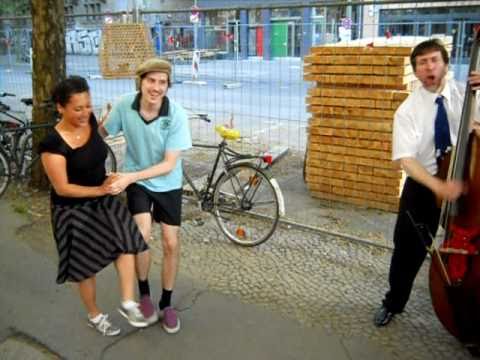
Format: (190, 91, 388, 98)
(0, 27, 103, 64)
(66, 29, 101, 55)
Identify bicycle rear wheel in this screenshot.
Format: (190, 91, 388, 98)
(0, 148, 11, 197)
(213, 163, 280, 246)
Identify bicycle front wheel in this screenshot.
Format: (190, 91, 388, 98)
(213, 164, 280, 246)
(0, 148, 11, 197)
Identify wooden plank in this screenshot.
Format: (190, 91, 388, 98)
(306, 175, 400, 196)
(307, 153, 396, 169)
(309, 135, 391, 151)
(306, 97, 403, 110)
(310, 46, 412, 56)
(308, 144, 391, 160)
(307, 156, 403, 180)
(304, 54, 410, 66)
(304, 74, 415, 87)
(308, 117, 392, 132)
(307, 96, 375, 108)
(310, 127, 392, 141)
(304, 64, 412, 76)
(305, 166, 402, 186)
(308, 87, 409, 101)
(307, 105, 395, 120)
(306, 172, 401, 193)
(373, 167, 403, 178)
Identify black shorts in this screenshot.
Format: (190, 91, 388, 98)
(126, 183, 182, 226)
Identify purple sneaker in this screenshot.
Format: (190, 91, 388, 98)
(139, 296, 158, 325)
(161, 307, 180, 334)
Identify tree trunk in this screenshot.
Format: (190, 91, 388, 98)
(30, 0, 65, 190)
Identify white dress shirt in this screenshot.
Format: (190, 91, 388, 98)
(392, 78, 471, 175)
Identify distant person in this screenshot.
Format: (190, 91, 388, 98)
(100, 58, 192, 333)
(373, 39, 480, 327)
(39, 76, 149, 336)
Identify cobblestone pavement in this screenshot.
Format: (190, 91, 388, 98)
(109, 136, 473, 359)
(148, 214, 472, 360)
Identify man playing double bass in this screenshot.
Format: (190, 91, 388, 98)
(374, 38, 480, 327)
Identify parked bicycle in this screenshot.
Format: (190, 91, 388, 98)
(0, 93, 32, 157)
(0, 111, 117, 198)
(0, 121, 52, 196)
(182, 116, 285, 246)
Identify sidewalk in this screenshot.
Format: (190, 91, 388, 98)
(0, 201, 393, 359)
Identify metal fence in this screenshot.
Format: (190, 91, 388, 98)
(0, 5, 478, 246)
(0, 16, 476, 149)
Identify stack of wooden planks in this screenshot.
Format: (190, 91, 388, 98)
(304, 45, 414, 212)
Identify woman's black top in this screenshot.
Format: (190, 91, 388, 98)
(38, 115, 108, 206)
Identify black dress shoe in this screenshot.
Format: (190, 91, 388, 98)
(465, 343, 480, 357)
(373, 305, 395, 327)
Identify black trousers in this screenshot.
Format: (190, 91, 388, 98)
(383, 177, 441, 313)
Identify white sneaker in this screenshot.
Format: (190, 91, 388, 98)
(87, 314, 121, 336)
(118, 303, 149, 328)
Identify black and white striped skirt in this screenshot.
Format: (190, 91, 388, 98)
(51, 195, 148, 284)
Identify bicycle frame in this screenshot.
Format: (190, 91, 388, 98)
(183, 139, 268, 208)
(0, 106, 27, 127)
(0, 123, 53, 179)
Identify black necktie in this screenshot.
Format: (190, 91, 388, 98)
(434, 96, 451, 159)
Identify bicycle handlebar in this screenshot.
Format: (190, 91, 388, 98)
(188, 112, 211, 123)
(0, 92, 15, 97)
(197, 114, 211, 122)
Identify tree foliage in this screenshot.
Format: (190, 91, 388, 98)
(0, 0, 31, 16)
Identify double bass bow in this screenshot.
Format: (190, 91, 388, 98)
(429, 26, 480, 355)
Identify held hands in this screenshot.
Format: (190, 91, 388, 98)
(100, 173, 120, 195)
(105, 173, 136, 195)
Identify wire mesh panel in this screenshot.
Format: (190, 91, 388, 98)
(98, 23, 155, 79)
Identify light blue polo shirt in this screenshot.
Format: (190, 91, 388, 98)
(104, 92, 192, 192)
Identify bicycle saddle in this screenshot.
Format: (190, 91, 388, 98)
(215, 125, 240, 140)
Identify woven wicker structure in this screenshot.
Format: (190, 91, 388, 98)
(98, 23, 155, 79)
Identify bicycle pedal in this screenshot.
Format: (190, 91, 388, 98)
(193, 218, 204, 226)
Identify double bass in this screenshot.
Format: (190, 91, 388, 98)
(429, 27, 480, 355)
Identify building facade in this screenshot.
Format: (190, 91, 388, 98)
(58, 1, 480, 61)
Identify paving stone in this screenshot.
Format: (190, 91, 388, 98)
(155, 215, 474, 360)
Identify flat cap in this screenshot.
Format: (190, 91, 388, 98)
(135, 58, 171, 89)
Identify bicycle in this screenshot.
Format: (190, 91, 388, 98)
(0, 115, 117, 198)
(182, 117, 285, 247)
(0, 93, 32, 157)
